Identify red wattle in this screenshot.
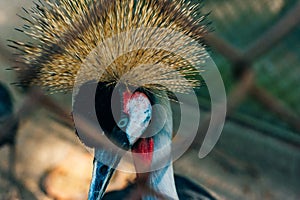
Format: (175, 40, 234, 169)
(132, 138, 154, 172)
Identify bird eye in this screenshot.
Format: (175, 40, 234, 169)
(118, 117, 128, 128)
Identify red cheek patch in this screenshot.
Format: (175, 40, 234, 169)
(123, 91, 150, 114)
(122, 91, 132, 114)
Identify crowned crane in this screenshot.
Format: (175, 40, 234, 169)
(11, 0, 217, 199)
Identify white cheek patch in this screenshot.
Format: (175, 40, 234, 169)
(125, 92, 152, 145)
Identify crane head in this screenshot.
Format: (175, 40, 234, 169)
(75, 82, 155, 199)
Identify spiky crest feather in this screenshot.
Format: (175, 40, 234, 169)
(11, 0, 210, 94)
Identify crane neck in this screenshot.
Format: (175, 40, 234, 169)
(144, 91, 179, 200)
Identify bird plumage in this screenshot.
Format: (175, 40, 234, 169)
(0, 82, 18, 181)
(103, 174, 217, 200)
(0, 82, 17, 147)
(0, 83, 13, 120)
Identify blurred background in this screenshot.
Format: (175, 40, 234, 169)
(0, 0, 300, 199)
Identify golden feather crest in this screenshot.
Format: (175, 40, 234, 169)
(11, 0, 210, 93)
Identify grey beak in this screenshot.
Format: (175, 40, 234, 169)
(88, 127, 130, 200)
(88, 153, 119, 200)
